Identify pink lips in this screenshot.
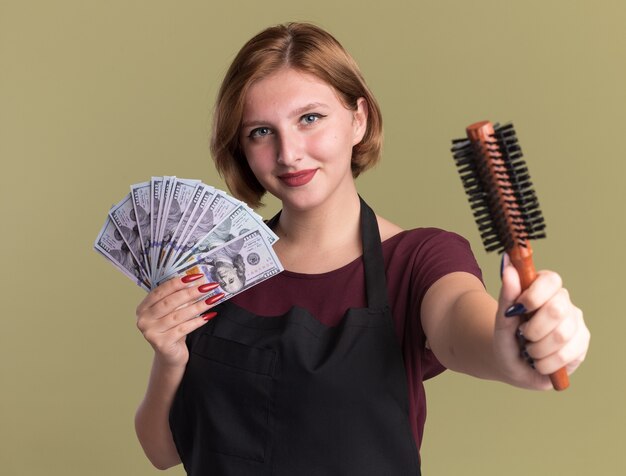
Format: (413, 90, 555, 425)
(278, 169, 317, 187)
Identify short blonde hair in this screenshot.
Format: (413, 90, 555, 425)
(210, 22, 383, 208)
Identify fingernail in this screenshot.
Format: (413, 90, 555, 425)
(198, 282, 220, 293)
(202, 311, 218, 321)
(518, 322, 528, 336)
(500, 253, 509, 280)
(205, 293, 225, 305)
(505, 303, 527, 318)
(181, 273, 203, 283)
(520, 346, 535, 368)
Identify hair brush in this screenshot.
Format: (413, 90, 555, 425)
(451, 120, 569, 391)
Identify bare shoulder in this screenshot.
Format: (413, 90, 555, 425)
(376, 215, 404, 241)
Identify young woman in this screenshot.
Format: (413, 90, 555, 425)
(134, 22, 589, 475)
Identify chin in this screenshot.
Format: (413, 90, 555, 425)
(284, 191, 349, 214)
(279, 195, 321, 212)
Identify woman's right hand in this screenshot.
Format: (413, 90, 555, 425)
(135, 273, 223, 368)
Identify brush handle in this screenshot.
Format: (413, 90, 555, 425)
(508, 244, 570, 391)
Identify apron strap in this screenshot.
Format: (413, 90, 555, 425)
(265, 211, 281, 230)
(358, 196, 389, 310)
(265, 196, 390, 310)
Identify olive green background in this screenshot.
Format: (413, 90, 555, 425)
(1, 0, 623, 474)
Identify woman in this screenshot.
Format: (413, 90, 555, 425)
(134, 22, 589, 475)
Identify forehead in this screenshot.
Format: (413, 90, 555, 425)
(243, 68, 344, 118)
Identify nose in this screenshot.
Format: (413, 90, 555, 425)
(276, 130, 302, 166)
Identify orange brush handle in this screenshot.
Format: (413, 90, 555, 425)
(509, 244, 570, 391)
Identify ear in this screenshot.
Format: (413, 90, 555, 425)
(352, 97, 369, 146)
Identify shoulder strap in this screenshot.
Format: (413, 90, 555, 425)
(359, 196, 389, 310)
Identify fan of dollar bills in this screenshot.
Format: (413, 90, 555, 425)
(94, 177, 283, 304)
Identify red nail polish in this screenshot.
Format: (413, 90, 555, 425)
(202, 311, 218, 321)
(205, 293, 225, 305)
(198, 282, 220, 293)
(181, 273, 203, 283)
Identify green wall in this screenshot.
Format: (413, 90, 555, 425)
(1, 0, 623, 474)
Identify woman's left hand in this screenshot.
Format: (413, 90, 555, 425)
(493, 255, 590, 390)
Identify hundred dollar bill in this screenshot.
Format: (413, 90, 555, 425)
(155, 177, 179, 256)
(150, 176, 168, 276)
(170, 203, 279, 274)
(109, 193, 150, 281)
(199, 203, 278, 251)
(155, 178, 201, 274)
(94, 216, 151, 291)
(155, 176, 174, 247)
(161, 229, 283, 304)
(153, 176, 178, 277)
(130, 181, 152, 275)
(173, 190, 240, 265)
(160, 183, 214, 274)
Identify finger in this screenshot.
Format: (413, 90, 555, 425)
(532, 316, 590, 375)
(165, 311, 218, 343)
(514, 270, 563, 313)
(136, 273, 204, 316)
(525, 302, 580, 359)
(149, 281, 220, 320)
(148, 311, 217, 356)
(159, 293, 223, 330)
(144, 295, 220, 336)
(565, 343, 590, 375)
(496, 253, 522, 331)
(518, 288, 573, 343)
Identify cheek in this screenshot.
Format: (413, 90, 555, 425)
(307, 128, 353, 164)
(307, 130, 339, 155)
(244, 143, 275, 172)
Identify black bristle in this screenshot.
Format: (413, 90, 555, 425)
(492, 123, 546, 242)
(451, 122, 546, 253)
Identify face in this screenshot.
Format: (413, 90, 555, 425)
(240, 68, 367, 211)
(215, 261, 244, 294)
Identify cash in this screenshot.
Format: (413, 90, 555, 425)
(130, 181, 152, 272)
(163, 229, 283, 298)
(109, 194, 150, 282)
(94, 216, 151, 291)
(154, 178, 200, 275)
(95, 177, 283, 304)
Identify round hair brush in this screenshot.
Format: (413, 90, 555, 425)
(451, 120, 569, 391)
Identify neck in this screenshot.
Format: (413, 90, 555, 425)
(273, 185, 362, 272)
(280, 188, 360, 242)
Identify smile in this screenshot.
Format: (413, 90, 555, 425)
(277, 169, 318, 187)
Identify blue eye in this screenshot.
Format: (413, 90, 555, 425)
(301, 113, 323, 125)
(249, 127, 272, 139)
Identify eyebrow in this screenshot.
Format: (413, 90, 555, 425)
(241, 102, 329, 129)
